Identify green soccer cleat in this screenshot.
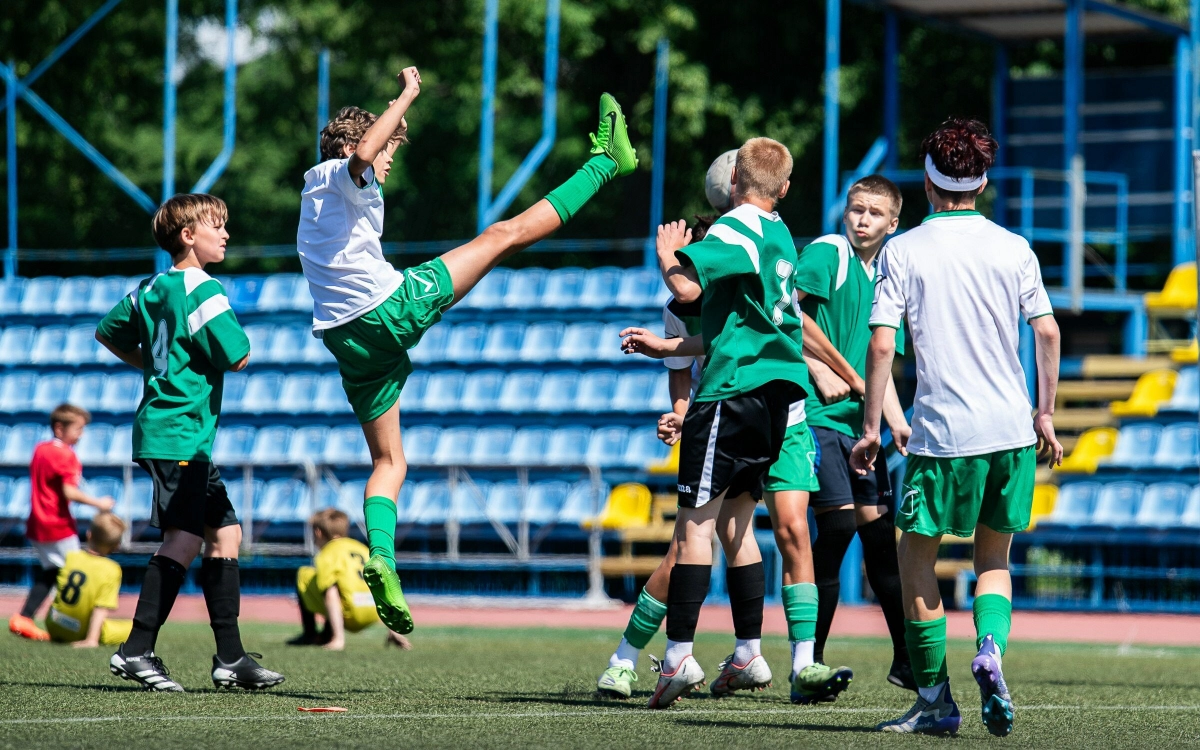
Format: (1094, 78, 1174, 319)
(590, 93, 638, 177)
(791, 663, 854, 705)
(362, 555, 414, 634)
(597, 665, 638, 699)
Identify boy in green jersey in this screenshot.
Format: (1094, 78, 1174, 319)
(97, 194, 284, 693)
(794, 175, 915, 691)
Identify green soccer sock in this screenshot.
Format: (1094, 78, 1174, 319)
(545, 154, 618, 223)
(973, 593, 1013, 655)
(622, 589, 668, 649)
(905, 617, 950, 688)
(363, 495, 398, 571)
(781, 582, 819, 642)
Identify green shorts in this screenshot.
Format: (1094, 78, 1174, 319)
(764, 422, 820, 493)
(321, 257, 455, 423)
(897, 445, 1037, 538)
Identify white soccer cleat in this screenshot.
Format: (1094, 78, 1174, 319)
(110, 646, 185, 692)
(646, 654, 706, 709)
(710, 653, 772, 697)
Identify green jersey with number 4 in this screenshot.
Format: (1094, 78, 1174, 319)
(675, 203, 808, 402)
(96, 267, 251, 461)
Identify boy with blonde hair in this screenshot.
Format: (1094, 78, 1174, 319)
(45, 512, 132, 647)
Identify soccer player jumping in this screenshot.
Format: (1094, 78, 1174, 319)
(851, 118, 1063, 737)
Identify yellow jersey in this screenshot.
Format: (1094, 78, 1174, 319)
(314, 537, 376, 616)
(45, 549, 122, 642)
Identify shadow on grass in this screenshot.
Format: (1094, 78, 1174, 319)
(0, 680, 145, 693)
(476, 689, 647, 709)
(672, 718, 878, 734)
(0, 680, 338, 701)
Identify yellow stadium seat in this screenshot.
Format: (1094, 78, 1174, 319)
(647, 441, 680, 475)
(1055, 427, 1118, 473)
(1172, 340, 1199, 364)
(1109, 369, 1177, 417)
(1144, 262, 1197, 311)
(1028, 484, 1058, 529)
(584, 483, 652, 530)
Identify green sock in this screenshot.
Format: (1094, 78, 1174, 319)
(973, 593, 1012, 655)
(363, 495, 398, 570)
(781, 582, 819, 642)
(622, 589, 668, 649)
(905, 617, 949, 688)
(545, 154, 618, 223)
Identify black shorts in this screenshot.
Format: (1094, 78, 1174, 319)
(810, 426, 893, 509)
(677, 380, 801, 509)
(137, 459, 239, 537)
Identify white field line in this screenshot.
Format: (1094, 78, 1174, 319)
(5, 705, 1200, 725)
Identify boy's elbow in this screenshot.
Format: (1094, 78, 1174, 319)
(674, 284, 702, 304)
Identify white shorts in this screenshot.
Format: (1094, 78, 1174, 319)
(32, 536, 80, 569)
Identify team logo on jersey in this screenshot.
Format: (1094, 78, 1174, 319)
(900, 484, 920, 516)
(408, 269, 440, 300)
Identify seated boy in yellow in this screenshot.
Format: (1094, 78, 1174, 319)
(290, 509, 410, 650)
(45, 512, 131, 647)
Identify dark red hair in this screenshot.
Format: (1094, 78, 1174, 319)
(920, 118, 998, 181)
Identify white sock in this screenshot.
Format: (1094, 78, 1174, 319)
(608, 638, 639, 669)
(791, 640, 814, 675)
(918, 681, 946, 704)
(663, 639, 693, 673)
(733, 638, 761, 665)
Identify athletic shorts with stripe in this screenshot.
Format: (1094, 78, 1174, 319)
(676, 380, 802, 508)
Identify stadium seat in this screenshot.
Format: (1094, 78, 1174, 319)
(222, 371, 248, 413)
(287, 425, 329, 464)
(460, 267, 510, 309)
(575, 369, 618, 412)
(1144, 262, 1197, 311)
(579, 267, 623, 309)
(1135, 482, 1191, 527)
(497, 371, 541, 412)
(314, 373, 352, 414)
(106, 425, 132, 465)
(560, 481, 606, 524)
(408, 323, 449, 365)
(535, 371, 579, 412)
(78, 477, 123, 520)
(243, 325, 275, 362)
(65, 324, 101, 365)
(291, 276, 315, 313)
(0, 278, 23, 316)
(278, 373, 319, 413)
(1172, 340, 1199, 364)
(301, 331, 335, 364)
(67, 372, 105, 413)
(508, 427, 551, 465)
(241, 372, 284, 413)
(0, 326, 35, 365)
(1090, 481, 1144, 526)
(612, 371, 657, 413)
(402, 425, 441, 466)
(1028, 484, 1058, 528)
(451, 482, 491, 523)
(649, 371, 671, 411)
(0, 475, 12, 516)
(228, 275, 266, 313)
(0, 372, 36, 412)
(336, 480, 368, 523)
(257, 274, 301, 312)
(1163, 366, 1200, 412)
(481, 322, 525, 363)
(597, 322, 638, 362)
(1, 423, 49, 464)
(587, 426, 630, 467)
(615, 266, 666, 309)
(470, 426, 515, 465)
(1057, 427, 1118, 473)
(127, 477, 154, 521)
(265, 325, 308, 365)
(461, 370, 504, 412)
(87, 276, 129, 316)
(324, 425, 369, 465)
(540, 268, 586, 308)
(7, 478, 30, 518)
(546, 426, 591, 465)
(1152, 423, 1199, 467)
(226, 478, 264, 519)
(444, 322, 487, 363)
(75, 423, 114, 465)
(624, 429, 671, 468)
(519, 322, 565, 363)
(586, 483, 652, 529)
(250, 426, 294, 464)
(558, 323, 605, 362)
(1103, 423, 1163, 468)
(503, 268, 547, 308)
(432, 426, 475, 465)
(212, 425, 256, 465)
(422, 371, 466, 413)
(20, 277, 62, 315)
(29, 326, 67, 365)
(258, 479, 307, 522)
(99, 373, 141, 413)
(1181, 486, 1200, 527)
(55, 277, 94, 316)
(398, 370, 428, 412)
(486, 482, 524, 523)
(32, 372, 72, 414)
(524, 481, 569, 524)
(1046, 481, 1102, 525)
(1110, 369, 1177, 417)
(409, 481, 450, 525)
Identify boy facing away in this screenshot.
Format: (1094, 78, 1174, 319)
(97, 193, 284, 692)
(45, 512, 132, 648)
(10, 403, 115, 642)
(297, 66, 637, 636)
(289, 508, 411, 650)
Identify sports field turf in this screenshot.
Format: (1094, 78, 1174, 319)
(3, 622, 1199, 749)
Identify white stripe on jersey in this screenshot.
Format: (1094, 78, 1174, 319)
(187, 294, 232, 335)
(707, 224, 760, 274)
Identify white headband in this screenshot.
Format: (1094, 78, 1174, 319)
(925, 154, 986, 192)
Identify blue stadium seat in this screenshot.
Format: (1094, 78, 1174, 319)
(291, 278, 315, 313)
(524, 481, 569, 524)
(265, 325, 308, 365)
(324, 425, 369, 465)
(615, 267, 666, 309)
(423, 371, 466, 413)
(32, 372, 72, 414)
(75, 423, 114, 465)
(579, 267, 623, 309)
(1135, 482, 1191, 526)
(0, 326, 35, 365)
(503, 268, 547, 308)
(126, 477, 154, 521)
(587, 426, 630, 467)
(99, 373, 141, 413)
(65, 324, 100, 365)
(29, 326, 66, 365)
(508, 427, 551, 465)
(1182, 486, 1200, 527)
(444, 323, 487, 363)
(336, 480, 368, 523)
(258, 479, 307, 522)
(0, 475, 12, 516)
(79, 477, 123, 520)
(212, 425, 256, 465)
(575, 370, 617, 412)
(481, 322, 525, 363)
(250, 426, 294, 464)
(398, 370, 429, 411)
(314, 373, 352, 414)
(497, 371, 541, 412)
(241, 372, 284, 413)
(302, 330, 335, 364)
(624, 429, 671, 467)
(1090, 481, 1144, 526)
(228, 275, 267, 313)
(1103, 423, 1163, 468)
(541, 268, 586, 308)
(106, 425, 132, 465)
(1164, 367, 1199, 412)
(460, 268, 511, 309)
(7, 477, 31, 518)
(535, 371, 579, 412)
(0, 372, 36, 412)
(1046, 481, 1102, 525)
(560, 481, 606, 524)
(67, 372, 105, 413)
(402, 425, 441, 466)
(222, 371, 247, 413)
(519, 322, 565, 362)
(1153, 423, 1199, 467)
(226, 478, 264, 519)
(597, 321, 638, 362)
(0, 278, 24, 316)
(20, 277, 62, 315)
(461, 370, 504, 412)
(287, 425, 329, 464)
(278, 373, 319, 414)
(243, 325, 274, 362)
(407, 481, 450, 525)
(470, 426, 515, 465)
(649, 372, 671, 411)
(546, 426, 591, 465)
(558, 323, 604, 362)
(55, 277, 94, 316)
(451, 482, 491, 523)
(309, 479, 339, 514)
(433, 426, 476, 465)
(408, 323, 449, 365)
(87, 276, 129, 316)
(612, 371, 657, 413)
(258, 275, 301, 312)
(2, 423, 49, 464)
(486, 482, 524, 523)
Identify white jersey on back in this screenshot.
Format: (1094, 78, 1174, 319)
(296, 158, 405, 331)
(869, 211, 1053, 458)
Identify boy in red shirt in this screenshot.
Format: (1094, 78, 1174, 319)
(9, 403, 115, 641)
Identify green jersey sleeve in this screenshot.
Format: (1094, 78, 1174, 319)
(675, 217, 762, 289)
(187, 280, 251, 370)
(96, 293, 142, 353)
(894, 321, 906, 357)
(793, 241, 839, 300)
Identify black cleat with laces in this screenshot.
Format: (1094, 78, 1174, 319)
(211, 652, 285, 690)
(110, 645, 185, 692)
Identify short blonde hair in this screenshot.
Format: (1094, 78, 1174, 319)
(310, 508, 350, 540)
(319, 106, 409, 162)
(89, 512, 126, 552)
(735, 138, 793, 202)
(50, 403, 91, 430)
(847, 174, 903, 216)
(152, 193, 228, 257)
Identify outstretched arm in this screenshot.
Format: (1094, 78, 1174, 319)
(63, 484, 115, 513)
(801, 312, 865, 395)
(323, 584, 347, 651)
(1031, 315, 1064, 467)
(72, 608, 112, 648)
(656, 221, 702, 303)
(348, 67, 421, 185)
(621, 329, 702, 360)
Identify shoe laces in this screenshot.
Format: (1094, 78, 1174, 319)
(607, 666, 638, 682)
(717, 654, 736, 671)
(145, 655, 171, 676)
(649, 654, 663, 674)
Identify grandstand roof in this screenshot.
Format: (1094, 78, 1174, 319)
(865, 0, 1187, 41)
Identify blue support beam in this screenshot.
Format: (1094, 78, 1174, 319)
(826, 135, 888, 231)
(647, 38, 669, 268)
(883, 10, 899, 171)
(993, 44, 1008, 228)
(1063, 0, 1083, 285)
(191, 0, 238, 195)
(316, 48, 330, 164)
(476, 0, 560, 233)
(4, 61, 15, 279)
(159, 0, 179, 271)
(1174, 34, 1193, 266)
(823, 0, 841, 236)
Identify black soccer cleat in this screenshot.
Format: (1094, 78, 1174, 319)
(888, 657, 919, 692)
(211, 652, 285, 690)
(110, 645, 185, 692)
(286, 631, 328, 647)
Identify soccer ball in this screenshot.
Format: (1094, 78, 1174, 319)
(704, 150, 738, 212)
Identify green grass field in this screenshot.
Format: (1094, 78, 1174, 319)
(3, 622, 1200, 749)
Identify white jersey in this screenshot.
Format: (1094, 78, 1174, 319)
(870, 211, 1053, 458)
(296, 158, 405, 332)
